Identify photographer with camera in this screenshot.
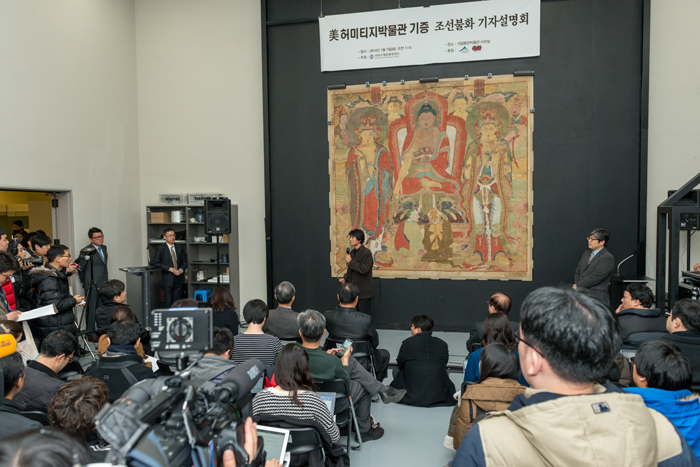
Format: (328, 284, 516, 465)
(0, 251, 21, 321)
(29, 244, 83, 339)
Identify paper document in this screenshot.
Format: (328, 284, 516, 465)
(145, 356, 160, 373)
(17, 304, 57, 322)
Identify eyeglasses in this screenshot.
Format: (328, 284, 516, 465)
(587, 236, 599, 242)
(92, 235, 104, 239)
(514, 333, 546, 358)
(665, 311, 672, 318)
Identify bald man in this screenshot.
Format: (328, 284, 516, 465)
(465, 293, 519, 352)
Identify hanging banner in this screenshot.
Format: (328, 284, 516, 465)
(319, 0, 540, 72)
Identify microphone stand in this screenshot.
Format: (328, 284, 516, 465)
(617, 250, 638, 275)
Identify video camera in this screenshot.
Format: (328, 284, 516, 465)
(94, 307, 266, 467)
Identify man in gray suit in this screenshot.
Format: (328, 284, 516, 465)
(78, 227, 108, 339)
(573, 228, 614, 307)
(263, 281, 300, 341)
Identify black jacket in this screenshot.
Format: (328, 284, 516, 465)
(29, 265, 78, 339)
(0, 399, 42, 440)
(342, 245, 373, 299)
(151, 243, 187, 287)
(13, 360, 65, 412)
(617, 307, 667, 349)
(84, 347, 156, 402)
(466, 319, 520, 352)
(390, 332, 456, 407)
(95, 300, 118, 335)
(264, 306, 300, 341)
(662, 330, 700, 392)
(323, 306, 386, 376)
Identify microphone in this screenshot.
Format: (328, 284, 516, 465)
(0, 334, 17, 358)
(346, 247, 350, 254)
(219, 359, 264, 400)
(617, 248, 639, 275)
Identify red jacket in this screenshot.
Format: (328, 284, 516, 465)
(2, 279, 15, 311)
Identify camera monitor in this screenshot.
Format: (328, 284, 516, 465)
(151, 307, 213, 352)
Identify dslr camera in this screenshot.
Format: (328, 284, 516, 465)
(94, 308, 267, 467)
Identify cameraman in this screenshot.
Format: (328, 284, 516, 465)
(0, 251, 22, 321)
(29, 244, 83, 338)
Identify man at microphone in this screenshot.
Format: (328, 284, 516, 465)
(339, 229, 374, 315)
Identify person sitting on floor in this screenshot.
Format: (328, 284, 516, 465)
(97, 305, 151, 367)
(449, 343, 526, 450)
(253, 343, 340, 444)
(85, 319, 156, 402)
(0, 352, 42, 439)
(662, 299, 700, 392)
(390, 314, 456, 407)
(47, 376, 111, 462)
(464, 313, 527, 386)
(94, 279, 127, 337)
(615, 283, 667, 349)
(189, 327, 237, 382)
(232, 299, 283, 367)
(624, 340, 700, 460)
(14, 329, 77, 412)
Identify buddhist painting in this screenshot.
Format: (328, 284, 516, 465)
(329, 75, 533, 280)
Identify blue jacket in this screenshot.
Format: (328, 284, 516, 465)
(464, 347, 529, 386)
(624, 387, 700, 460)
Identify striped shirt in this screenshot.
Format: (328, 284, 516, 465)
(232, 333, 283, 367)
(252, 387, 340, 443)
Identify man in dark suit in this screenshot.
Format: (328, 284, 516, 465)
(573, 228, 614, 307)
(263, 281, 300, 341)
(324, 283, 389, 380)
(662, 299, 700, 392)
(390, 314, 456, 407)
(78, 227, 108, 338)
(340, 229, 373, 314)
(151, 228, 187, 308)
(465, 292, 519, 352)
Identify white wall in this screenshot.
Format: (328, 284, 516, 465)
(647, 0, 700, 280)
(135, 0, 266, 303)
(0, 1, 143, 281)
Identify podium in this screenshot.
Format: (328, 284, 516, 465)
(120, 266, 162, 325)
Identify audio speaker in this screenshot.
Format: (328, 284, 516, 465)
(205, 198, 231, 234)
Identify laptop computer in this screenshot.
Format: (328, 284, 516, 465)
(317, 391, 336, 416)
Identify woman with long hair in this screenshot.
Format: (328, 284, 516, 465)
(207, 287, 239, 334)
(463, 313, 524, 384)
(451, 343, 526, 449)
(252, 344, 339, 443)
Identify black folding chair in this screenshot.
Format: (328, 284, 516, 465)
(254, 416, 326, 465)
(316, 378, 362, 451)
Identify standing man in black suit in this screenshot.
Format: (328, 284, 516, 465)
(151, 228, 187, 308)
(78, 227, 108, 339)
(340, 229, 373, 314)
(573, 228, 614, 307)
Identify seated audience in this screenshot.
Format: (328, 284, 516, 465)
(464, 313, 527, 386)
(14, 329, 77, 412)
(85, 319, 156, 402)
(662, 298, 700, 392)
(94, 279, 127, 335)
(233, 299, 283, 367)
(298, 310, 405, 442)
(253, 343, 340, 443)
(624, 340, 700, 460)
(324, 283, 390, 380)
(390, 314, 456, 407)
(208, 287, 239, 334)
(0, 428, 90, 467)
(189, 327, 237, 382)
(97, 305, 151, 366)
(0, 352, 42, 439)
(450, 343, 526, 449)
(451, 287, 698, 466)
(263, 281, 300, 341)
(29, 244, 83, 338)
(615, 283, 666, 348)
(47, 376, 111, 462)
(465, 292, 518, 352)
(172, 297, 198, 308)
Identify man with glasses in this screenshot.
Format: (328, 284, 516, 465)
(78, 227, 108, 339)
(14, 330, 77, 413)
(662, 299, 700, 392)
(451, 287, 698, 467)
(573, 228, 614, 307)
(29, 244, 84, 339)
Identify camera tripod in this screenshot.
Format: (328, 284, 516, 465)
(75, 253, 98, 361)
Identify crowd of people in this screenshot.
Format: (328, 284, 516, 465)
(1, 224, 700, 467)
